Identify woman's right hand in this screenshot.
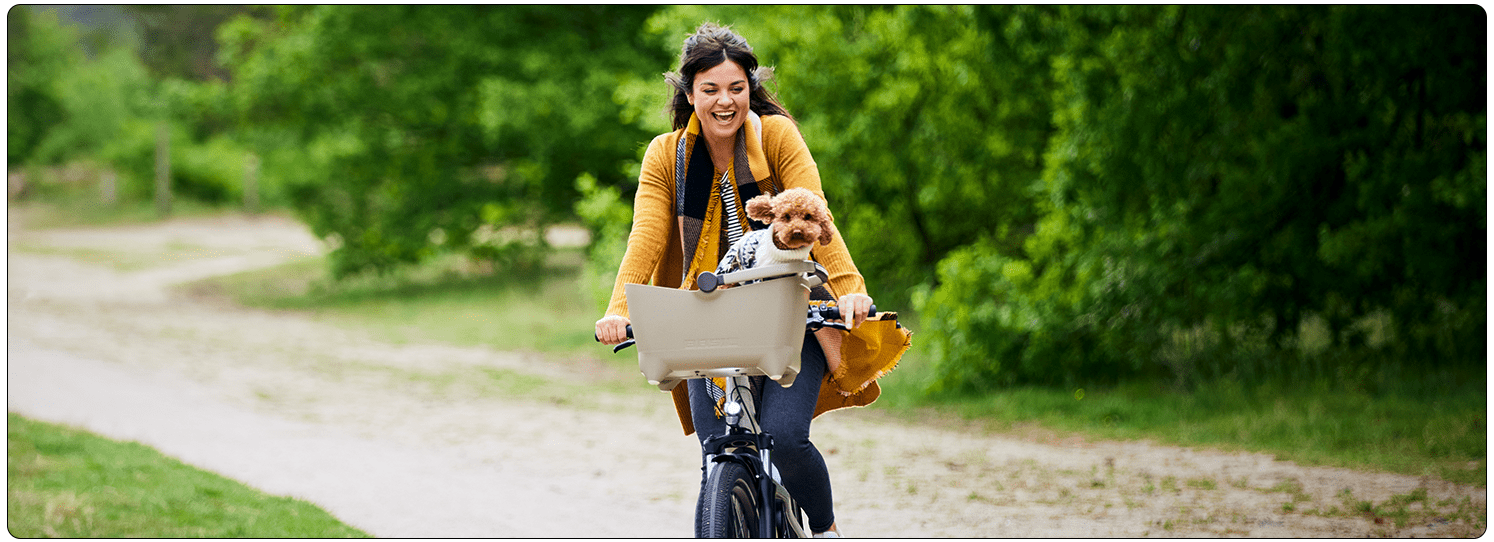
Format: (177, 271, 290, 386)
(595, 315, 632, 345)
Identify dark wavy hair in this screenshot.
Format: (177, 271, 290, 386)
(664, 22, 793, 131)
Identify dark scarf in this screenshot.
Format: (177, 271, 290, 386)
(674, 112, 779, 288)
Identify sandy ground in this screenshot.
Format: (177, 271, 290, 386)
(6, 210, 1486, 538)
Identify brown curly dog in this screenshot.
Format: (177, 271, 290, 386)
(745, 187, 836, 252)
(740, 187, 848, 379)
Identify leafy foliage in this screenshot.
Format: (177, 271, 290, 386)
(219, 6, 668, 277)
(9, 7, 85, 166)
(9, 5, 1484, 397)
(8, 6, 257, 206)
(921, 5, 1485, 390)
(124, 5, 249, 82)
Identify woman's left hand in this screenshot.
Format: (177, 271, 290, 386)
(837, 293, 874, 329)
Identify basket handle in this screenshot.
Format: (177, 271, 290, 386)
(704, 261, 820, 293)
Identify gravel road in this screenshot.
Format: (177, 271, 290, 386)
(6, 210, 1484, 537)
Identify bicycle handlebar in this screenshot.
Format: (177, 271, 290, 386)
(595, 304, 875, 353)
(804, 303, 876, 333)
(812, 304, 877, 322)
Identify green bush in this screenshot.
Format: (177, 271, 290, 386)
(574, 171, 636, 314)
(8, 7, 81, 166)
(917, 5, 1485, 390)
(220, 6, 670, 278)
(172, 134, 246, 203)
(30, 47, 155, 167)
(9, 7, 258, 209)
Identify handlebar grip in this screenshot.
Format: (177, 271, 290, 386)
(593, 325, 635, 342)
(593, 325, 635, 353)
(822, 304, 876, 321)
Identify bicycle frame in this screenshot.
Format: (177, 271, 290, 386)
(607, 262, 852, 538)
(701, 375, 811, 538)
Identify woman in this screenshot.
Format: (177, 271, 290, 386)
(595, 22, 886, 538)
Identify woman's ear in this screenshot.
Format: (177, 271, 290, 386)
(746, 194, 774, 223)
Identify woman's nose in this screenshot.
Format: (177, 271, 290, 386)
(717, 94, 733, 107)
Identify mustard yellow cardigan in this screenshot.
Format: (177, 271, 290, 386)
(606, 113, 891, 435)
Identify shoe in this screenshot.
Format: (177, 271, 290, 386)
(812, 526, 843, 538)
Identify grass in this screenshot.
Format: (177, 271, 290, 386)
(10, 192, 233, 230)
(7, 413, 369, 538)
(182, 249, 608, 360)
(1275, 485, 1485, 534)
(875, 365, 1485, 485)
(183, 244, 1488, 488)
(9, 238, 252, 272)
(871, 322, 1485, 486)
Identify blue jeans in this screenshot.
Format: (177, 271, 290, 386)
(688, 333, 835, 532)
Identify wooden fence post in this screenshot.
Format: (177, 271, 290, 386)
(154, 122, 172, 217)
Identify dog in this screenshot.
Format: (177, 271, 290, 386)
(715, 187, 846, 377)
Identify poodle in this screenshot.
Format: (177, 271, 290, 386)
(715, 187, 846, 377)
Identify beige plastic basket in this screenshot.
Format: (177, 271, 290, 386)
(625, 262, 818, 392)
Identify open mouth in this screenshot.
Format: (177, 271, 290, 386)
(711, 111, 736, 123)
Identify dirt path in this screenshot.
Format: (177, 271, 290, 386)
(6, 210, 1485, 537)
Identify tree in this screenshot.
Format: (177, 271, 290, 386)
(125, 5, 250, 82)
(220, 5, 668, 276)
(8, 6, 80, 166)
(921, 5, 1485, 391)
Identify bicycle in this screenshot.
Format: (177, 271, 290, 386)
(599, 260, 870, 538)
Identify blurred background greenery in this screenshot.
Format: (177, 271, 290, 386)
(9, 5, 1485, 480)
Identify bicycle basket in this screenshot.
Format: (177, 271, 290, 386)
(625, 274, 810, 392)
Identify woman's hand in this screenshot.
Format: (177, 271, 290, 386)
(837, 293, 874, 329)
(595, 315, 632, 345)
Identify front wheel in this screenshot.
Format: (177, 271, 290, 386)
(696, 461, 760, 538)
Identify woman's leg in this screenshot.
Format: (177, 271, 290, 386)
(687, 378, 727, 441)
(687, 378, 726, 493)
(759, 334, 835, 533)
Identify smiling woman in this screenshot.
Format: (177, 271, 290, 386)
(662, 22, 793, 134)
(687, 61, 751, 167)
(591, 22, 890, 537)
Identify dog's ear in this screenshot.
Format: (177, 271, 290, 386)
(745, 194, 775, 223)
(816, 207, 836, 246)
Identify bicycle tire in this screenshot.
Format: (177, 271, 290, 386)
(696, 461, 760, 538)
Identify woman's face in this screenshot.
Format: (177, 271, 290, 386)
(687, 59, 750, 147)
